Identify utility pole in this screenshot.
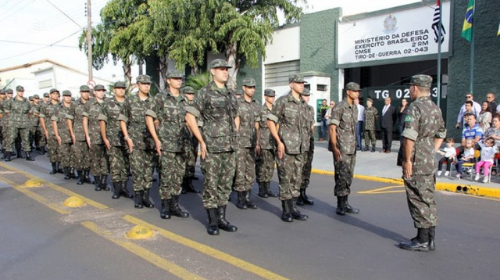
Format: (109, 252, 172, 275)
(86, 0, 93, 82)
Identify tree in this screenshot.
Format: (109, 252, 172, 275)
(185, 72, 211, 91)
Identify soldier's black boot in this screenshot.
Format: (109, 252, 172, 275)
(399, 228, 430, 252)
(281, 200, 293, 222)
(217, 205, 237, 232)
(100, 175, 110, 191)
(299, 188, 314, 205)
(428, 226, 436, 251)
(134, 191, 144, 208)
(181, 178, 188, 194)
(83, 170, 94, 184)
(183, 177, 199, 194)
(39, 146, 46, 155)
(236, 191, 247, 209)
(363, 145, 369, 151)
(371, 145, 376, 152)
(50, 162, 57, 174)
(5, 152, 11, 162)
(76, 171, 84, 185)
(56, 162, 63, 173)
(258, 182, 268, 198)
(94, 175, 102, 191)
(25, 152, 34, 161)
(1, 149, 5, 159)
(63, 167, 71, 180)
(142, 189, 155, 208)
(70, 168, 78, 179)
(112, 182, 122, 199)
(170, 195, 189, 218)
(160, 199, 171, 219)
(16, 148, 22, 158)
(266, 182, 278, 197)
(291, 198, 308, 220)
(244, 190, 258, 209)
(336, 196, 346, 216)
(206, 208, 220, 235)
(120, 181, 133, 198)
(344, 196, 359, 214)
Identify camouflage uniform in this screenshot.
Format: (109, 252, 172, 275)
(4, 95, 32, 154)
(256, 103, 276, 185)
(363, 104, 378, 149)
(184, 99, 198, 179)
(67, 97, 91, 173)
(301, 103, 315, 190)
(39, 100, 59, 163)
(29, 101, 41, 149)
(0, 96, 6, 152)
(37, 93, 49, 150)
(83, 98, 109, 177)
(52, 101, 76, 169)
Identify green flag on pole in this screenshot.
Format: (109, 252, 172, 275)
(461, 0, 474, 41)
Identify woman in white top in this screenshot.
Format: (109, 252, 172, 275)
(478, 101, 492, 130)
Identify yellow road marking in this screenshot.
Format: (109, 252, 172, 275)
(0, 162, 108, 210)
(358, 185, 405, 194)
(82, 221, 206, 280)
(0, 177, 69, 214)
(123, 215, 290, 280)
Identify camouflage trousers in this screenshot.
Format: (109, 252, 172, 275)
(59, 142, 73, 168)
(108, 146, 129, 182)
(301, 148, 314, 189)
(200, 151, 236, 209)
(276, 152, 305, 200)
(89, 144, 109, 176)
(1, 125, 8, 149)
(0, 126, 2, 143)
(333, 152, 356, 197)
(37, 126, 46, 147)
(73, 141, 91, 171)
(364, 130, 376, 147)
(7, 127, 30, 152)
(404, 174, 437, 228)
(130, 149, 153, 191)
(256, 149, 275, 183)
(234, 147, 256, 192)
(184, 144, 197, 178)
(159, 151, 186, 200)
(47, 136, 59, 163)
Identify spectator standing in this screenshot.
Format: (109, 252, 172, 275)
(398, 98, 410, 146)
(380, 97, 396, 153)
(319, 99, 329, 141)
(456, 93, 481, 129)
(363, 98, 378, 152)
(478, 101, 492, 130)
(354, 98, 364, 151)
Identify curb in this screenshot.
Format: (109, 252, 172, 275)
(311, 168, 500, 198)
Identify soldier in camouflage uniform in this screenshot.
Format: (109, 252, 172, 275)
(297, 89, 315, 206)
(83, 84, 110, 192)
(119, 75, 155, 209)
(256, 89, 278, 198)
(267, 74, 309, 222)
(29, 95, 41, 151)
(185, 59, 238, 235)
(39, 89, 62, 173)
(181, 86, 200, 194)
(1, 89, 13, 159)
(363, 98, 378, 152)
(0, 89, 6, 156)
(146, 71, 190, 219)
(329, 82, 361, 216)
(99, 81, 133, 199)
(52, 90, 76, 179)
(399, 74, 446, 252)
(37, 92, 50, 155)
(234, 78, 260, 210)
(68, 85, 93, 185)
(4, 85, 34, 161)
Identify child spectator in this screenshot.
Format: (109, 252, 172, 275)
(437, 138, 456, 177)
(455, 139, 475, 179)
(474, 137, 499, 183)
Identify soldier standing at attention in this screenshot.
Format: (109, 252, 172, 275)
(119, 75, 155, 209)
(0, 89, 6, 157)
(52, 90, 76, 179)
(30, 95, 41, 151)
(297, 89, 315, 206)
(99, 82, 133, 199)
(234, 78, 260, 210)
(4, 85, 33, 162)
(329, 82, 361, 216)
(146, 71, 190, 219)
(83, 84, 110, 192)
(399, 74, 446, 252)
(40, 89, 61, 173)
(256, 89, 278, 198)
(185, 59, 239, 235)
(68, 86, 93, 185)
(37, 93, 50, 155)
(363, 98, 378, 152)
(1, 89, 14, 159)
(181, 86, 200, 194)
(267, 74, 309, 223)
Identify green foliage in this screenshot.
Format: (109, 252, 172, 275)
(185, 72, 211, 91)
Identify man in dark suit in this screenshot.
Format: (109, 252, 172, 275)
(380, 97, 396, 153)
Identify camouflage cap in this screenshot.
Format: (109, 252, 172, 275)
(49, 88, 60, 94)
(242, 78, 256, 87)
(136, 75, 152, 84)
(301, 89, 311, 96)
(166, 71, 184, 79)
(43, 92, 49, 97)
(181, 86, 195, 94)
(209, 59, 232, 69)
(16, 85, 25, 92)
(29, 96, 34, 101)
(62, 90, 72, 96)
(264, 89, 276, 97)
(235, 89, 243, 96)
(113, 81, 126, 88)
(407, 74, 432, 88)
(6, 89, 13, 94)
(0, 89, 5, 94)
(80, 85, 90, 92)
(345, 82, 361, 91)
(289, 74, 305, 83)
(366, 98, 373, 103)
(33, 94, 40, 99)
(94, 84, 107, 91)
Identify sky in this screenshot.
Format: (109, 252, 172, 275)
(0, 0, 419, 81)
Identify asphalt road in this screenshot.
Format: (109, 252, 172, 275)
(1, 154, 499, 280)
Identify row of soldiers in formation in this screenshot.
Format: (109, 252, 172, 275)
(0, 60, 318, 235)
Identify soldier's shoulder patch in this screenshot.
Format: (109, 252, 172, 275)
(405, 115, 413, 122)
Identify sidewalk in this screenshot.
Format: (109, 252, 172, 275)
(311, 141, 500, 198)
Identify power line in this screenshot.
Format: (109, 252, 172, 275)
(0, 39, 77, 48)
(0, 0, 33, 24)
(45, 0, 84, 29)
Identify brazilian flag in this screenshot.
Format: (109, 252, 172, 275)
(461, 0, 474, 41)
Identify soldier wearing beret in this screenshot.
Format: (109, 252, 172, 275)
(256, 89, 278, 198)
(4, 85, 34, 161)
(185, 59, 238, 235)
(363, 98, 378, 152)
(297, 89, 315, 206)
(52, 90, 76, 179)
(329, 82, 361, 216)
(181, 86, 200, 194)
(267, 74, 309, 222)
(399, 74, 446, 252)
(120, 75, 156, 208)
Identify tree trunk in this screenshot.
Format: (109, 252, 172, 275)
(123, 63, 132, 88)
(226, 41, 239, 90)
(158, 55, 168, 91)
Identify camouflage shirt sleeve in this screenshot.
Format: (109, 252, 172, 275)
(145, 94, 161, 119)
(329, 102, 343, 126)
(401, 104, 420, 141)
(185, 90, 204, 118)
(117, 99, 130, 122)
(268, 96, 285, 123)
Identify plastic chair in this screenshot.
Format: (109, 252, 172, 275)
(461, 150, 480, 180)
(442, 147, 461, 177)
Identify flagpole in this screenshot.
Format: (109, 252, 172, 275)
(470, 0, 475, 93)
(437, 0, 442, 108)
